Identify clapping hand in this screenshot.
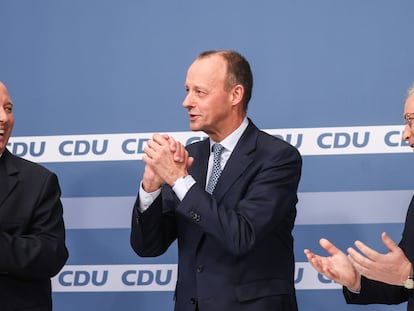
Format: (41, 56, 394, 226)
(304, 239, 361, 292)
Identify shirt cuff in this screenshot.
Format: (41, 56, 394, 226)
(138, 181, 161, 212)
(346, 286, 361, 294)
(173, 175, 196, 201)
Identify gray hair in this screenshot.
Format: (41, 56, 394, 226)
(406, 82, 414, 100)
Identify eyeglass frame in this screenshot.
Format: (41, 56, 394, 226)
(404, 113, 414, 127)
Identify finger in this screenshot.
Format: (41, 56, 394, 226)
(303, 248, 315, 261)
(306, 254, 324, 272)
(347, 252, 370, 279)
(143, 144, 153, 158)
(319, 238, 343, 256)
(152, 133, 169, 145)
(143, 141, 159, 159)
(168, 137, 178, 153)
(146, 139, 158, 152)
(303, 250, 327, 272)
(353, 240, 380, 261)
(381, 232, 399, 252)
(170, 140, 185, 162)
(304, 249, 315, 260)
(174, 143, 184, 162)
(161, 134, 170, 140)
(187, 157, 194, 169)
(347, 246, 373, 272)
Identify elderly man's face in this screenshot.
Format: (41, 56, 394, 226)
(0, 82, 14, 154)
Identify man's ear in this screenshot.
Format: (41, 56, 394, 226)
(231, 84, 244, 107)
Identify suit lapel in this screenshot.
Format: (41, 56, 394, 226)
(188, 139, 210, 189)
(186, 139, 212, 251)
(213, 121, 257, 201)
(0, 149, 19, 206)
(189, 122, 258, 253)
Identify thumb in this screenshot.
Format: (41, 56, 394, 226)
(381, 232, 398, 252)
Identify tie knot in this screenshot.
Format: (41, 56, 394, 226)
(212, 143, 224, 156)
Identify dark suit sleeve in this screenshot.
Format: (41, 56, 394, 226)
(0, 173, 68, 278)
(130, 186, 178, 257)
(343, 276, 409, 305)
(343, 197, 414, 306)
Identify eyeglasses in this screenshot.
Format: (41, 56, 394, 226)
(404, 113, 414, 128)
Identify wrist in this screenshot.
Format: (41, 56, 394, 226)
(142, 180, 162, 193)
(347, 274, 361, 293)
(173, 174, 188, 186)
(403, 263, 413, 289)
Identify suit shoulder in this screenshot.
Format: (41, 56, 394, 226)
(186, 137, 208, 151)
(257, 130, 301, 157)
(10, 153, 55, 177)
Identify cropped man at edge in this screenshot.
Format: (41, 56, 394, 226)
(304, 82, 414, 311)
(130, 50, 302, 311)
(0, 81, 68, 311)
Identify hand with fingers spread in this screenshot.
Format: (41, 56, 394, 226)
(347, 232, 412, 286)
(304, 238, 361, 292)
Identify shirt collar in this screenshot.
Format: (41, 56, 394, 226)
(209, 117, 249, 153)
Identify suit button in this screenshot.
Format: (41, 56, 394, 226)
(190, 211, 201, 222)
(196, 265, 203, 273)
(190, 298, 197, 304)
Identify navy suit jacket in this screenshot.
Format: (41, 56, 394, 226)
(131, 120, 302, 311)
(0, 149, 68, 311)
(343, 196, 414, 310)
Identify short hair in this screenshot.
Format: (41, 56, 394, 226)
(406, 82, 414, 100)
(197, 50, 253, 111)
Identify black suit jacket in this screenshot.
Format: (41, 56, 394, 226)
(131, 121, 302, 311)
(343, 196, 414, 310)
(0, 149, 68, 311)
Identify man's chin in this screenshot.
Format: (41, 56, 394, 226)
(189, 123, 201, 132)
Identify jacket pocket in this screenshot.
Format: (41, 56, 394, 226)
(235, 278, 292, 302)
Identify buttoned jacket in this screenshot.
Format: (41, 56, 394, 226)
(131, 120, 302, 311)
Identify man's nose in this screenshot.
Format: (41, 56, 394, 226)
(403, 124, 411, 141)
(182, 94, 192, 108)
(0, 108, 6, 123)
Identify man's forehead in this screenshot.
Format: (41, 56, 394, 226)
(0, 82, 12, 103)
(188, 57, 226, 81)
(404, 94, 414, 112)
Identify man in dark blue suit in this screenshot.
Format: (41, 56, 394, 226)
(0, 81, 68, 310)
(131, 50, 302, 310)
(304, 83, 414, 310)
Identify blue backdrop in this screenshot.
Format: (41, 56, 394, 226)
(1, 1, 414, 310)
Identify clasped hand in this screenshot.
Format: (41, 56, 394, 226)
(142, 134, 193, 192)
(304, 232, 411, 291)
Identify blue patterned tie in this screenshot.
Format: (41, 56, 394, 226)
(206, 143, 224, 194)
